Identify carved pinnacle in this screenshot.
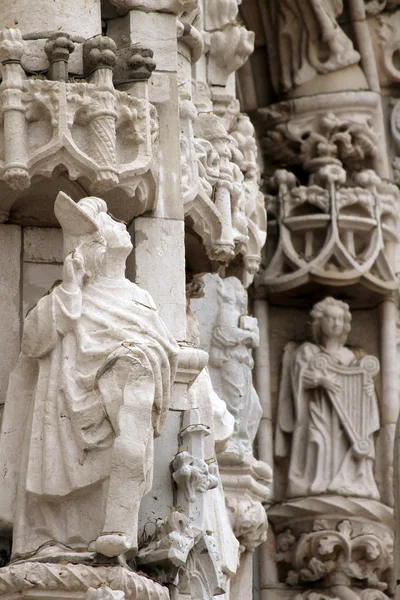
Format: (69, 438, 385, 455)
(83, 35, 117, 75)
(45, 32, 75, 82)
(0, 29, 25, 64)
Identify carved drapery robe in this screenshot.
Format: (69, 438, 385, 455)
(276, 342, 380, 500)
(0, 275, 178, 556)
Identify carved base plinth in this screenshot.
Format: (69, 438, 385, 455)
(0, 562, 170, 600)
(220, 457, 271, 553)
(267, 496, 393, 599)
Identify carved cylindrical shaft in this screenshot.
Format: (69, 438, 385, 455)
(214, 183, 235, 256)
(380, 298, 399, 425)
(83, 36, 119, 192)
(0, 30, 29, 190)
(0, 0, 101, 39)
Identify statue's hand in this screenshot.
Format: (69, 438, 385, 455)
(364, 381, 375, 397)
(318, 374, 341, 395)
(62, 250, 85, 292)
(303, 370, 319, 389)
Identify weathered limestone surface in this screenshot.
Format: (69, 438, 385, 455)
(0, 0, 269, 595)
(0, 226, 20, 415)
(236, 0, 400, 598)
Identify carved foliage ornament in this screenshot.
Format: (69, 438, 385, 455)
(264, 112, 378, 174)
(276, 519, 392, 593)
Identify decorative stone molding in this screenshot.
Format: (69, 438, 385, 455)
(368, 11, 400, 88)
(261, 166, 399, 294)
(137, 510, 196, 577)
(173, 450, 219, 503)
(0, 29, 158, 221)
(204, 0, 254, 88)
(365, 0, 400, 16)
(181, 104, 266, 281)
(108, 0, 197, 13)
(114, 46, 156, 84)
(85, 588, 125, 600)
(0, 562, 170, 600)
(181, 106, 244, 263)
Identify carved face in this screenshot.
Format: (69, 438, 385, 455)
(320, 305, 345, 340)
(99, 213, 133, 251)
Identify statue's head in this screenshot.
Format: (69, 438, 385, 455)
(310, 297, 351, 345)
(217, 276, 247, 313)
(55, 192, 133, 281)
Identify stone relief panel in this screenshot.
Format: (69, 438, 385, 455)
(275, 297, 381, 501)
(261, 0, 360, 95)
(0, 192, 179, 562)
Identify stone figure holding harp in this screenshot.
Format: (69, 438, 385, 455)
(0, 192, 179, 561)
(276, 297, 380, 500)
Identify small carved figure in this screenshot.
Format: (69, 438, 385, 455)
(210, 276, 263, 462)
(0, 192, 179, 560)
(276, 297, 380, 500)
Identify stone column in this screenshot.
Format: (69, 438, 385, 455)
(109, 9, 186, 340)
(377, 297, 399, 506)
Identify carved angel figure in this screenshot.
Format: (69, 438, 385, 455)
(0, 192, 179, 561)
(276, 297, 380, 500)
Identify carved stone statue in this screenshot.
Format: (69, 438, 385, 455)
(0, 192, 179, 561)
(265, 0, 360, 93)
(276, 297, 380, 500)
(185, 274, 240, 579)
(209, 276, 263, 462)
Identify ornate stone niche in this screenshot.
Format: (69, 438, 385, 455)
(268, 297, 393, 600)
(256, 92, 398, 295)
(261, 166, 399, 294)
(0, 29, 158, 224)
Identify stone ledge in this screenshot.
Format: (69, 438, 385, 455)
(0, 562, 170, 600)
